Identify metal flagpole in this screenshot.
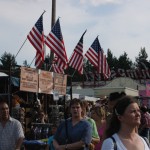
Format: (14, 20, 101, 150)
(49, 0, 56, 66)
(29, 56, 36, 67)
(14, 38, 27, 60)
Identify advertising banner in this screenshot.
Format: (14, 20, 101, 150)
(39, 70, 53, 94)
(20, 67, 38, 93)
(53, 73, 67, 95)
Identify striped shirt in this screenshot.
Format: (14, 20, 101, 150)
(0, 117, 24, 150)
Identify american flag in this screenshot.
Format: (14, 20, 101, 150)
(68, 30, 86, 74)
(45, 18, 68, 74)
(52, 54, 65, 73)
(27, 15, 45, 68)
(85, 37, 110, 79)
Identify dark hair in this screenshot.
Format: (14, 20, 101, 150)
(105, 96, 138, 138)
(69, 98, 84, 108)
(109, 92, 126, 102)
(140, 106, 148, 113)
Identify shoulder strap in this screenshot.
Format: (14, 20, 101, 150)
(142, 136, 150, 148)
(110, 136, 117, 150)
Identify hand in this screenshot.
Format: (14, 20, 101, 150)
(55, 145, 65, 150)
(89, 143, 95, 150)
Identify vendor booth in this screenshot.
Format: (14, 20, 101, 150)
(0, 68, 69, 150)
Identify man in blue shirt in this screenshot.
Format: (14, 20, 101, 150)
(53, 98, 92, 150)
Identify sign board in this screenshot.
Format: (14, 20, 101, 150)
(39, 70, 53, 94)
(53, 73, 67, 95)
(20, 67, 38, 93)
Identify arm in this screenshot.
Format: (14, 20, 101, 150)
(89, 118, 100, 145)
(45, 145, 49, 150)
(53, 139, 85, 150)
(62, 140, 85, 150)
(15, 120, 25, 150)
(53, 139, 62, 150)
(91, 137, 100, 145)
(15, 137, 24, 149)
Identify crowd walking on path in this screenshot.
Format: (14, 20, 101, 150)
(0, 92, 150, 150)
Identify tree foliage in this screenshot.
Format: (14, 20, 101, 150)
(0, 52, 17, 71)
(23, 60, 29, 67)
(1, 46, 150, 80)
(135, 47, 150, 69)
(107, 49, 133, 70)
(118, 52, 133, 70)
(107, 49, 118, 70)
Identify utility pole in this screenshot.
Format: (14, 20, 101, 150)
(49, 0, 56, 63)
(51, 0, 56, 28)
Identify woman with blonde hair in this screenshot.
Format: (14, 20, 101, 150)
(91, 106, 106, 150)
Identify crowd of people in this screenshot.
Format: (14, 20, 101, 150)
(0, 92, 150, 150)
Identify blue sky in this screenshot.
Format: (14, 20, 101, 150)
(0, 0, 150, 67)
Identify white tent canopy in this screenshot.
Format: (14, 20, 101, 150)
(66, 93, 99, 102)
(0, 72, 8, 77)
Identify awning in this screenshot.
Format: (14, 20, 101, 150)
(0, 72, 8, 77)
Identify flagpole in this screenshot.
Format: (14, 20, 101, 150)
(71, 69, 76, 78)
(14, 38, 28, 60)
(29, 56, 36, 67)
(49, 0, 56, 68)
(8, 38, 28, 113)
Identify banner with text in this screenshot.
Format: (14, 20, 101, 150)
(39, 70, 53, 94)
(20, 67, 67, 95)
(20, 67, 38, 93)
(53, 73, 67, 95)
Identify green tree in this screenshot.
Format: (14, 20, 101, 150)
(107, 48, 118, 70)
(118, 52, 133, 70)
(0, 52, 17, 71)
(135, 47, 150, 69)
(23, 60, 29, 67)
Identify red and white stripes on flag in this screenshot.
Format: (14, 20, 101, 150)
(85, 37, 110, 79)
(45, 18, 68, 74)
(102, 54, 111, 79)
(27, 14, 45, 68)
(68, 30, 86, 74)
(52, 55, 66, 73)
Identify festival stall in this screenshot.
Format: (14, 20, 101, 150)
(18, 67, 68, 149)
(0, 67, 68, 150)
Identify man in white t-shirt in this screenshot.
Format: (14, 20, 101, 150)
(0, 99, 24, 150)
